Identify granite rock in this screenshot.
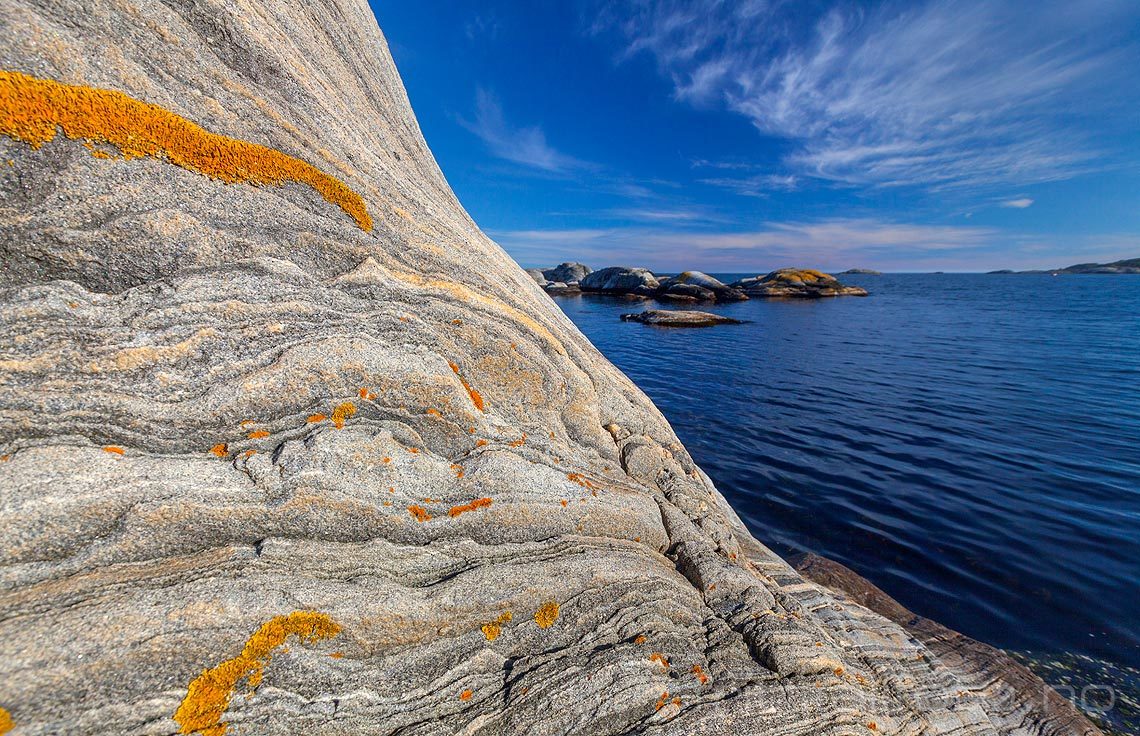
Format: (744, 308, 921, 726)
(541, 262, 592, 284)
(732, 268, 870, 298)
(0, 1, 1094, 735)
(580, 266, 660, 296)
(621, 310, 742, 327)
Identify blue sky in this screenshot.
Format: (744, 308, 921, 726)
(372, 1, 1140, 272)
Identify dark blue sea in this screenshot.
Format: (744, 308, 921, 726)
(553, 273, 1140, 730)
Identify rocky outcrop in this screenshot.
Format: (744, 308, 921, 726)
(541, 262, 592, 284)
(524, 268, 548, 285)
(732, 268, 870, 298)
(658, 271, 748, 302)
(620, 310, 742, 327)
(793, 554, 1103, 736)
(0, 2, 1093, 735)
(580, 266, 660, 296)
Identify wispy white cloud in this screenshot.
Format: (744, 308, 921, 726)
(459, 89, 591, 173)
(698, 173, 799, 198)
(593, 0, 1139, 191)
(1001, 198, 1035, 209)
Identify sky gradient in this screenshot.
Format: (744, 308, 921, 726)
(372, 1, 1140, 272)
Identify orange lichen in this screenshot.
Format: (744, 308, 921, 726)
(649, 653, 670, 670)
(103, 445, 125, 455)
(426, 408, 442, 417)
(475, 439, 488, 447)
(448, 497, 491, 518)
(246, 430, 269, 440)
(329, 652, 344, 659)
(173, 611, 340, 736)
(834, 667, 845, 677)
(408, 447, 420, 454)
(534, 601, 559, 629)
(382, 456, 392, 464)
(560, 500, 568, 508)
(210, 443, 228, 458)
(634, 635, 647, 645)
(459, 689, 473, 701)
(0, 70, 372, 231)
(691, 664, 709, 685)
(448, 361, 485, 412)
(330, 402, 356, 429)
(507, 433, 526, 448)
(358, 387, 376, 400)
(655, 691, 670, 711)
(451, 319, 463, 325)
(407, 505, 431, 522)
(307, 413, 327, 423)
(242, 450, 257, 459)
(868, 723, 878, 732)
(480, 611, 513, 641)
(566, 472, 596, 489)
(0, 454, 10, 462)
(0, 708, 12, 735)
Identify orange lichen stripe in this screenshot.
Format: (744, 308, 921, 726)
(331, 401, 356, 429)
(459, 689, 473, 701)
(448, 361, 485, 412)
(210, 443, 228, 458)
(448, 497, 491, 518)
(407, 504, 431, 522)
(534, 600, 559, 629)
(306, 413, 327, 423)
(173, 611, 340, 736)
(0, 70, 372, 231)
(103, 445, 125, 455)
(246, 430, 269, 439)
(0, 707, 12, 735)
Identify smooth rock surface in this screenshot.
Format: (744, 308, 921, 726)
(0, 2, 1095, 735)
(525, 268, 548, 286)
(580, 266, 660, 296)
(658, 271, 749, 302)
(732, 269, 870, 298)
(620, 310, 743, 327)
(541, 262, 592, 284)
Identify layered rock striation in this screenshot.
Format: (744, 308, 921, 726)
(0, 1, 1096, 735)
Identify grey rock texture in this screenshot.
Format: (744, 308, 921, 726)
(0, 2, 1096, 735)
(621, 310, 743, 327)
(732, 269, 870, 298)
(524, 269, 548, 286)
(658, 272, 748, 302)
(541, 262, 591, 284)
(580, 266, 660, 296)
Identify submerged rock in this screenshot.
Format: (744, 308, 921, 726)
(732, 268, 870, 298)
(620, 309, 743, 327)
(0, 1, 1094, 735)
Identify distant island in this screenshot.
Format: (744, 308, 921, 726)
(840, 268, 882, 275)
(527, 263, 868, 300)
(989, 257, 1140, 274)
